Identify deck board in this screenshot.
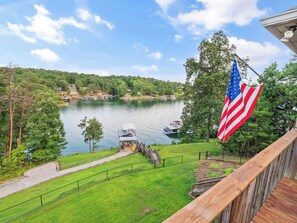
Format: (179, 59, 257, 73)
(252, 177, 297, 223)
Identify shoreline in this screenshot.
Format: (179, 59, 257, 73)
(59, 94, 183, 106)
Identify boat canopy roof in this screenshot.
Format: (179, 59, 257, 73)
(165, 125, 179, 130)
(119, 136, 138, 142)
(123, 123, 136, 131)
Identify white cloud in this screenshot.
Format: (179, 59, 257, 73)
(155, 0, 176, 12)
(168, 57, 176, 62)
(31, 48, 60, 63)
(170, 0, 267, 35)
(133, 43, 162, 60)
(132, 64, 158, 73)
(228, 37, 281, 66)
(94, 15, 114, 30)
(147, 51, 162, 60)
(77, 8, 115, 30)
(7, 23, 36, 43)
(133, 43, 149, 53)
(7, 4, 87, 45)
(174, 34, 183, 42)
(77, 8, 92, 21)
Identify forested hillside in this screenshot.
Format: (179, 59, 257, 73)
(18, 68, 183, 97)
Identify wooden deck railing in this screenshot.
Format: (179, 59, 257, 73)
(164, 129, 297, 223)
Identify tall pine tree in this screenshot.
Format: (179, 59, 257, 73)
(181, 31, 247, 142)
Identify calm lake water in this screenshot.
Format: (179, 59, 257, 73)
(60, 99, 184, 155)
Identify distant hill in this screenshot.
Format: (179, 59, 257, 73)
(12, 67, 184, 97)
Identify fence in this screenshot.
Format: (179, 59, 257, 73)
(200, 150, 256, 164)
(0, 150, 253, 222)
(59, 153, 117, 170)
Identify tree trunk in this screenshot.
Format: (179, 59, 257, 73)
(3, 131, 9, 160)
(18, 108, 25, 147)
(18, 126, 22, 147)
(8, 93, 13, 161)
(89, 139, 92, 153)
(91, 140, 94, 153)
(205, 112, 212, 143)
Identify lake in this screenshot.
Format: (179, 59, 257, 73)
(60, 99, 184, 155)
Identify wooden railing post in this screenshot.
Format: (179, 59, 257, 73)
(286, 138, 297, 179)
(229, 179, 257, 223)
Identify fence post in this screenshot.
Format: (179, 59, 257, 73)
(239, 153, 242, 164)
(198, 152, 201, 160)
(131, 163, 133, 172)
(40, 195, 43, 207)
(222, 151, 224, 161)
(163, 158, 166, 167)
(206, 151, 208, 159)
(181, 155, 184, 164)
(77, 181, 80, 191)
(154, 162, 156, 169)
(106, 170, 109, 180)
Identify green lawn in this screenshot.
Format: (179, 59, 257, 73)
(0, 142, 221, 223)
(57, 148, 119, 169)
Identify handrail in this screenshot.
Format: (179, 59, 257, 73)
(164, 129, 297, 223)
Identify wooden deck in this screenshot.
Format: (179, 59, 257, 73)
(163, 129, 297, 223)
(252, 177, 297, 223)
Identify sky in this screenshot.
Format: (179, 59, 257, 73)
(0, 0, 296, 83)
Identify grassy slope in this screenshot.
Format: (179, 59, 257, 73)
(0, 142, 221, 223)
(57, 149, 119, 169)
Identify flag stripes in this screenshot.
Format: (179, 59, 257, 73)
(218, 82, 263, 141)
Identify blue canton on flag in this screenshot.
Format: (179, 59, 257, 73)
(226, 60, 241, 102)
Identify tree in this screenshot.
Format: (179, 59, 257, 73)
(0, 66, 27, 161)
(25, 92, 66, 163)
(11, 144, 28, 170)
(222, 59, 297, 154)
(181, 31, 247, 142)
(78, 117, 104, 153)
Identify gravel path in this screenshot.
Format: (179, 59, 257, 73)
(0, 150, 133, 198)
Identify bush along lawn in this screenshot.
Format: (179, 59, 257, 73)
(0, 141, 222, 223)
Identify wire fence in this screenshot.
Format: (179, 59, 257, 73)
(0, 150, 254, 222)
(59, 153, 117, 170)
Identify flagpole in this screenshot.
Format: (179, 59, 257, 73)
(234, 53, 296, 109)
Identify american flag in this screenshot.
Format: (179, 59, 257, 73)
(217, 59, 263, 142)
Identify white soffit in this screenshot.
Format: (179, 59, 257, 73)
(260, 7, 297, 53)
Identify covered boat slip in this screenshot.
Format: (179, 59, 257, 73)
(118, 123, 138, 151)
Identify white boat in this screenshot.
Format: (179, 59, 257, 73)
(163, 120, 182, 135)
